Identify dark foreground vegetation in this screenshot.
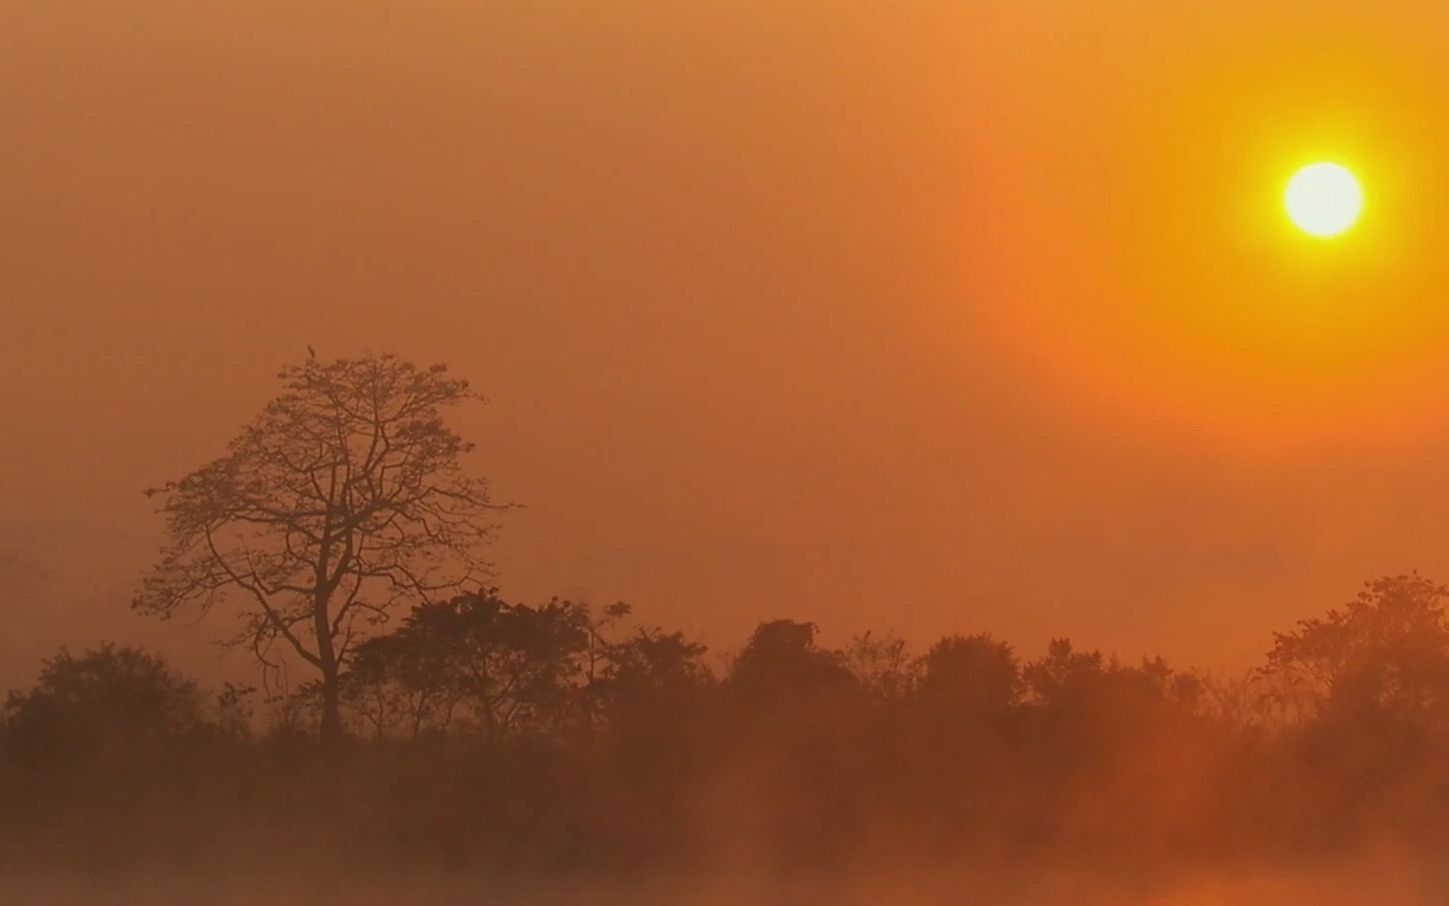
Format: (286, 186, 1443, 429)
(6, 574, 1449, 878)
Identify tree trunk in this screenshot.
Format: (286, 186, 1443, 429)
(319, 664, 343, 741)
(315, 593, 343, 742)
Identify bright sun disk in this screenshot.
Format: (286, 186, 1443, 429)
(1284, 162, 1363, 238)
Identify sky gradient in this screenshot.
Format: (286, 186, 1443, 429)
(5, 0, 1449, 686)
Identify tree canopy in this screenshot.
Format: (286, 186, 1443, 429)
(134, 353, 505, 738)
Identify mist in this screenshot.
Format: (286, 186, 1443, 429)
(6, 0, 1449, 900)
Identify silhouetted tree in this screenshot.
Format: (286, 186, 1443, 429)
(351, 590, 591, 741)
(343, 628, 461, 739)
(843, 631, 919, 706)
(1265, 573, 1449, 727)
(133, 353, 505, 740)
(578, 601, 633, 733)
(596, 627, 712, 731)
(919, 633, 1020, 712)
(1, 645, 206, 767)
(19, 573, 1449, 872)
(1024, 637, 1107, 710)
(729, 620, 854, 694)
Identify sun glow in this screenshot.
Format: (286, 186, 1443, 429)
(1285, 162, 1363, 238)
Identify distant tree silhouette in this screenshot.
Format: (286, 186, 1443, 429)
(133, 353, 505, 740)
(1024, 637, 1107, 710)
(1266, 573, 1449, 729)
(920, 633, 1020, 712)
(349, 590, 591, 741)
(15, 573, 1449, 872)
(343, 628, 459, 739)
(843, 631, 919, 706)
(1, 644, 206, 767)
(722, 618, 863, 783)
(728, 620, 857, 702)
(595, 626, 713, 734)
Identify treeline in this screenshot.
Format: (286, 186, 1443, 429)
(6, 574, 1449, 874)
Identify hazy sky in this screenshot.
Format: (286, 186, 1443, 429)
(5, 0, 1449, 686)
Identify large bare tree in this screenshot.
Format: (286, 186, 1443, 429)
(134, 353, 505, 739)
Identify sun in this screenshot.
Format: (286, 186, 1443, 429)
(1284, 162, 1363, 238)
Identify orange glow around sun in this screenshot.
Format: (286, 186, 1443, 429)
(941, 7, 1449, 453)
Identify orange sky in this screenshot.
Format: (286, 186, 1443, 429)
(4, 0, 1449, 686)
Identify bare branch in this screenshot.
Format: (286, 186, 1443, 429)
(133, 353, 512, 738)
